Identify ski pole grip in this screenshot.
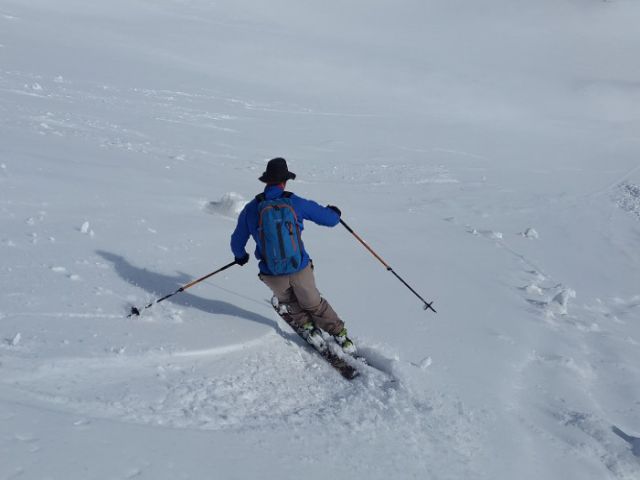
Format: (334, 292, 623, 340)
(340, 219, 354, 233)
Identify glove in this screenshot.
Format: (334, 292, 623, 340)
(327, 205, 342, 217)
(235, 253, 250, 266)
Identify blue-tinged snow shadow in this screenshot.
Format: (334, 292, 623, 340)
(612, 426, 640, 457)
(97, 251, 276, 328)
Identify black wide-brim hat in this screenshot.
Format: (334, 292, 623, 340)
(259, 157, 297, 183)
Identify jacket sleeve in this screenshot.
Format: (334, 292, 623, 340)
(230, 205, 251, 258)
(297, 196, 340, 227)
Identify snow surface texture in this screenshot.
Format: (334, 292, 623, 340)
(1, 0, 640, 479)
(615, 183, 640, 220)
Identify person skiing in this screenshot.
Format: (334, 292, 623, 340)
(230, 157, 356, 354)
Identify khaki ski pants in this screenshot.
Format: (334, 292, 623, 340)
(259, 263, 344, 335)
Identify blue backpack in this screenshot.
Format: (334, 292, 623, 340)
(256, 192, 304, 275)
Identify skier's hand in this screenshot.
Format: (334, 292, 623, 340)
(327, 205, 341, 217)
(235, 253, 250, 266)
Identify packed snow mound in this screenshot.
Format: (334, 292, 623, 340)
(520, 227, 539, 239)
(203, 193, 247, 219)
(549, 288, 577, 316)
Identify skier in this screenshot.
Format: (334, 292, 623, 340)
(231, 157, 356, 354)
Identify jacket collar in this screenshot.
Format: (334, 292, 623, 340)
(263, 184, 285, 200)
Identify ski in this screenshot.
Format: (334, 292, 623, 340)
(271, 298, 360, 380)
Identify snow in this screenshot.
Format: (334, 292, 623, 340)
(1, 0, 640, 479)
(8, 332, 21, 347)
(521, 227, 540, 239)
(203, 192, 248, 219)
(616, 183, 640, 220)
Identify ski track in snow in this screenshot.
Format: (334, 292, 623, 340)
(0, 70, 240, 162)
(0, 330, 482, 475)
(304, 162, 459, 186)
(0, 69, 383, 170)
(446, 212, 640, 477)
(0, 69, 460, 188)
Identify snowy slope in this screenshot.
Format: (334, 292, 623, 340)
(1, 0, 640, 478)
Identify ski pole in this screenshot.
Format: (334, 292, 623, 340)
(339, 219, 436, 313)
(127, 260, 238, 317)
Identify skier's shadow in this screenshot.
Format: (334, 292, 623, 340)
(612, 426, 640, 457)
(97, 250, 277, 328)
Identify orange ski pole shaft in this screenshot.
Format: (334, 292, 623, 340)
(340, 219, 436, 313)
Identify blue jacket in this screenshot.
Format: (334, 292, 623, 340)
(231, 185, 340, 275)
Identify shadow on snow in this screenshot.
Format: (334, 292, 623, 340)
(97, 250, 277, 329)
(612, 426, 640, 457)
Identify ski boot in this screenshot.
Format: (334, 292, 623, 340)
(334, 327, 357, 355)
(271, 297, 327, 353)
(301, 321, 327, 352)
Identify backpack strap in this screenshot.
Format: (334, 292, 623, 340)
(255, 191, 293, 203)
